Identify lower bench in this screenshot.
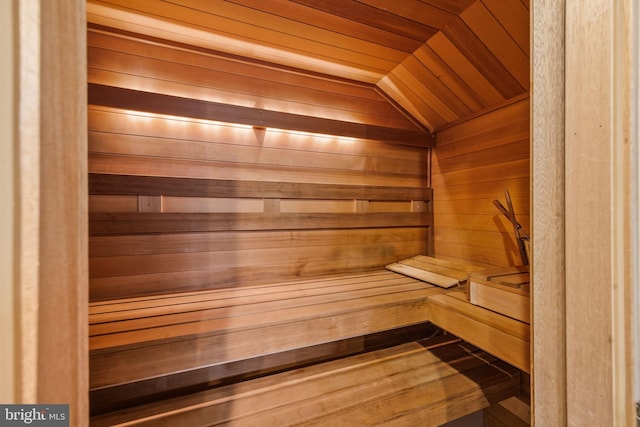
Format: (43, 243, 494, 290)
(427, 291, 530, 373)
(90, 270, 445, 409)
(91, 335, 520, 426)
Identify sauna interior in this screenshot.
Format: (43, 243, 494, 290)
(87, 0, 531, 425)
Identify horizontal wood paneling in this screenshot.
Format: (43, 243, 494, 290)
(88, 174, 431, 201)
(86, 0, 528, 132)
(89, 240, 426, 279)
(88, 254, 425, 301)
(90, 228, 428, 257)
(88, 83, 431, 146)
(88, 153, 427, 187)
(89, 212, 431, 235)
(432, 97, 530, 266)
(87, 29, 432, 300)
(87, 28, 432, 145)
(88, 107, 425, 160)
(87, 106, 427, 185)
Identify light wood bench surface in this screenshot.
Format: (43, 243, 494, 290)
(90, 270, 444, 390)
(91, 335, 520, 427)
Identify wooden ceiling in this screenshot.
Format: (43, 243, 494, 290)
(87, 0, 529, 136)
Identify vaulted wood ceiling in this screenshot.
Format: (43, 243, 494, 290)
(87, 0, 529, 139)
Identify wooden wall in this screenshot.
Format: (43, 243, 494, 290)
(432, 96, 530, 267)
(87, 28, 432, 301)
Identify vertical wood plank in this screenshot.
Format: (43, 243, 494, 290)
(16, 0, 42, 405)
(531, 0, 567, 425)
(355, 200, 369, 213)
(634, 0, 640, 409)
(611, 0, 636, 424)
(411, 201, 426, 213)
(137, 195, 162, 212)
(0, 0, 16, 404)
(565, 0, 614, 425)
(38, 1, 88, 425)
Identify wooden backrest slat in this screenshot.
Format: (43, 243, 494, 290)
(89, 270, 394, 311)
(89, 273, 418, 321)
(89, 173, 433, 201)
(89, 257, 422, 301)
(89, 211, 432, 235)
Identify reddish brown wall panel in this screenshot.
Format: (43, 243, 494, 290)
(432, 97, 530, 266)
(87, 30, 432, 300)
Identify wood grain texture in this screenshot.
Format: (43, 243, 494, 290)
(89, 271, 443, 388)
(0, 0, 16, 403)
(432, 97, 530, 266)
(86, 28, 430, 136)
(90, 337, 520, 427)
(89, 323, 438, 415)
(531, 0, 567, 424)
(610, 1, 636, 424)
(565, 0, 617, 425)
(88, 83, 433, 146)
(86, 28, 432, 300)
(36, 1, 88, 424)
(469, 278, 530, 323)
(88, 227, 429, 300)
(88, 174, 432, 201)
(14, 0, 41, 404)
(460, 2, 529, 89)
(386, 263, 460, 288)
(427, 291, 530, 372)
(89, 211, 431, 235)
(86, 0, 530, 132)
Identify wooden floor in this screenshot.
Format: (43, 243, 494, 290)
(91, 335, 520, 427)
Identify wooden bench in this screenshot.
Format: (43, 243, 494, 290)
(427, 291, 530, 373)
(90, 270, 445, 410)
(91, 335, 520, 426)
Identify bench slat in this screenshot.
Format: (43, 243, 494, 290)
(90, 294, 435, 388)
(91, 337, 520, 427)
(427, 291, 530, 372)
(90, 282, 431, 338)
(89, 271, 406, 319)
(90, 271, 446, 389)
(90, 285, 439, 349)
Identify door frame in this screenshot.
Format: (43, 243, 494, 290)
(532, 0, 638, 425)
